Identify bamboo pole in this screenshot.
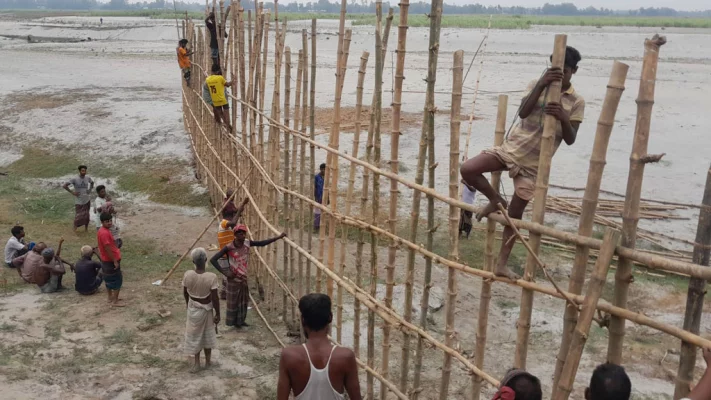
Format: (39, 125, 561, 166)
(608, 34, 666, 365)
(367, 3, 384, 398)
(366, 0, 384, 399)
(472, 94, 507, 400)
(380, 1, 409, 396)
(554, 228, 621, 400)
(238, 4, 248, 151)
(299, 28, 309, 299)
(440, 49, 464, 400)
(282, 46, 292, 325)
(346, 50, 370, 359)
(412, 0, 444, 396)
(514, 34, 567, 369)
(290, 49, 303, 330)
(309, 19, 317, 293)
(331, 28, 353, 342)
(552, 60, 629, 388)
(674, 163, 711, 399)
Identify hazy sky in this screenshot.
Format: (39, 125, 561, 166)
(148, 0, 709, 12)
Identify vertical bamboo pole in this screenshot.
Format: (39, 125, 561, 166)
(319, 0, 348, 297)
(552, 60, 629, 388)
(367, 3, 384, 398)
(608, 35, 666, 365)
(554, 229, 621, 400)
(238, 4, 247, 151)
(380, 1, 409, 396)
(345, 50, 370, 359)
(308, 19, 317, 294)
(282, 46, 292, 324)
(472, 94, 507, 400)
(290, 49, 303, 330)
(514, 35, 567, 369)
(439, 49, 464, 400)
(258, 11, 270, 164)
(675, 164, 711, 398)
(299, 28, 309, 301)
(330, 28, 353, 342)
(412, 0, 444, 396)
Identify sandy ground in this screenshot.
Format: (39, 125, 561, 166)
(1, 14, 710, 400)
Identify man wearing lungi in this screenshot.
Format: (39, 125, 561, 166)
(63, 165, 94, 232)
(210, 224, 286, 328)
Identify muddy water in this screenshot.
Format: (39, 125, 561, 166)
(1, 16, 709, 245)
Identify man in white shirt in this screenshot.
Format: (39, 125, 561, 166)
(4, 225, 28, 267)
(94, 185, 109, 231)
(459, 180, 477, 239)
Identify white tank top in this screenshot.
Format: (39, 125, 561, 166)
(294, 344, 345, 400)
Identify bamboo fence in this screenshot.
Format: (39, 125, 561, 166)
(176, 10, 708, 398)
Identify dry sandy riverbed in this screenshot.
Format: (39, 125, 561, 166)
(1, 14, 710, 399)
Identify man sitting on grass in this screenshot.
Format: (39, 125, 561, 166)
(34, 239, 71, 294)
(74, 245, 103, 296)
(14, 241, 47, 284)
(5, 225, 29, 268)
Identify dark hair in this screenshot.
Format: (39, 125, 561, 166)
(78, 165, 87, 171)
(550, 45, 581, 70)
(588, 363, 631, 400)
(96, 185, 106, 194)
(179, 38, 188, 45)
(100, 212, 113, 222)
(299, 293, 332, 332)
(319, 163, 326, 170)
(211, 63, 221, 74)
(11, 225, 24, 237)
(507, 374, 542, 400)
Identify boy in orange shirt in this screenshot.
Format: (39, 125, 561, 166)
(177, 39, 193, 86)
(205, 63, 233, 132)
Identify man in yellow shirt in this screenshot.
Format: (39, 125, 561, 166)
(176, 39, 193, 86)
(205, 63, 234, 132)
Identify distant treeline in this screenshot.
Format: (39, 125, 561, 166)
(2, 0, 710, 18)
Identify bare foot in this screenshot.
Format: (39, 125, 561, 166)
(476, 197, 508, 222)
(494, 265, 520, 281)
(110, 302, 126, 308)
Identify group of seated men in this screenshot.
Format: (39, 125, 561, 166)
(4, 225, 103, 295)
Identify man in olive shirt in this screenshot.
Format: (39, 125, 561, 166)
(63, 165, 95, 232)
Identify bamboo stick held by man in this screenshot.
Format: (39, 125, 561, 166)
(460, 46, 585, 280)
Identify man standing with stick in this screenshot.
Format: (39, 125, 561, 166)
(210, 225, 286, 328)
(460, 46, 585, 280)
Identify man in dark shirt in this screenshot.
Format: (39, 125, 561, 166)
(74, 245, 103, 295)
(205, 12, 226, 65)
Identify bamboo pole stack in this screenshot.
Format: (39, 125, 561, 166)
(514, 34, 567, 369)
(552, 60, 629, 387)
(608, 34, 666, 365)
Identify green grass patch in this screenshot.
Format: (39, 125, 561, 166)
(105, 327, 135, 345)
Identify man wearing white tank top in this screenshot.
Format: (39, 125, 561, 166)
(277, 293, 361, 400)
